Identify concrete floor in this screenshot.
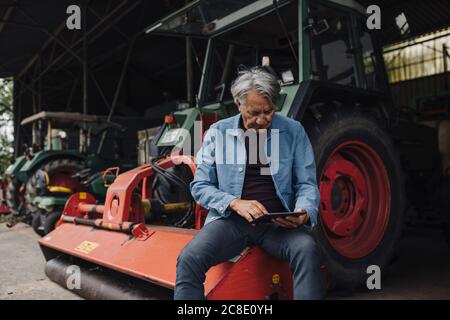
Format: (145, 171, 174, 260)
(333, 227, 450, 299)
(0, 221, 450, 300)
(0, 222, 80, 300)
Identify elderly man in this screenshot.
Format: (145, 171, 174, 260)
(174, 65, 323, 300)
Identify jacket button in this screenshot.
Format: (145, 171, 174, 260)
(238, 167, 243, 172)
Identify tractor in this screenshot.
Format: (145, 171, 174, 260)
(39, 0, 448, 299)
(30, 166, 118, 236)
(4, 111, 135, 230)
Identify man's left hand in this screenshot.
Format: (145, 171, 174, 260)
(273, 208, 309, 228)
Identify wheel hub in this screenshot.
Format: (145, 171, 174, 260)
(321, 158, 367, 237)
(319, 141, 391, 259)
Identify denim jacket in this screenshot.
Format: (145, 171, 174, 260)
(190, 113, 320, 228)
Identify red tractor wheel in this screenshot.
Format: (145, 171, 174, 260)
(303, 105, 406, 291)
(319, 140, 391, 259)
(32, 209, 63, 236)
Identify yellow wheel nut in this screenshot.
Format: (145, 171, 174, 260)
(272, 273, 280, 285)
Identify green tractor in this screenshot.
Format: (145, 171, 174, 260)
(30, 167, 118, 236)
(4, 111, 134, 230)
(141, 0, 448, 292)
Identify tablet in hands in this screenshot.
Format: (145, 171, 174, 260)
(252, 211, 307, 224)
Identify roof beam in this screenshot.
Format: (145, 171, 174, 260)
(0, 0, 16, 35)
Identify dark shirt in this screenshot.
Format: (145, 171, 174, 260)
(239, 118, 286, 213)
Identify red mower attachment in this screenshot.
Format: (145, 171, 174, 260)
(38, 155, 296, 300)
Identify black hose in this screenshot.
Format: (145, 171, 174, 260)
(150, 160, 189, 188)
(150, 160, 195, 228)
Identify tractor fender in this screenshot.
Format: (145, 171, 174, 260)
(287, 80, 390, 122)
(4, 155, 27, 178)
(17, 150, 86, 183)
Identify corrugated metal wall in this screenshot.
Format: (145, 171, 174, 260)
(384, 28, 450, 83)
(385, 28, 450, 109)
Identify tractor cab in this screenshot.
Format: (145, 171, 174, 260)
(147, 0, 301, 114)
(20, 111, 125, 157)
(145, 0, 389, 158)
(147, 0, 388, 99)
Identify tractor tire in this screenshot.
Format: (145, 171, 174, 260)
(25, 158, 84, 214)
(439, 177, 450, 248)
(32, 210, 45, 236)
(32, 210, 62, 236)
(43, 210, 62, 235)
(302, 104, 406, 292)
(5, 177, 25, 216)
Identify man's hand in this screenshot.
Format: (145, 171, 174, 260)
(230, 199, 268, 223)
(273, 208, 309, 228)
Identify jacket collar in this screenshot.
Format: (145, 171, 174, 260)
(227, 113, 284, 137)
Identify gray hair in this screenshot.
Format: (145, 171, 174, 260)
(230, 67, 280, 106)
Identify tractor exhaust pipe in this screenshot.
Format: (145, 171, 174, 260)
(45, 256, 173, 300)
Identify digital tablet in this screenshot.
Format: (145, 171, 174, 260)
(253, 211, 307, 224)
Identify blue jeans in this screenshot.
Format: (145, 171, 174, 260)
(174, 214, 324, 300)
